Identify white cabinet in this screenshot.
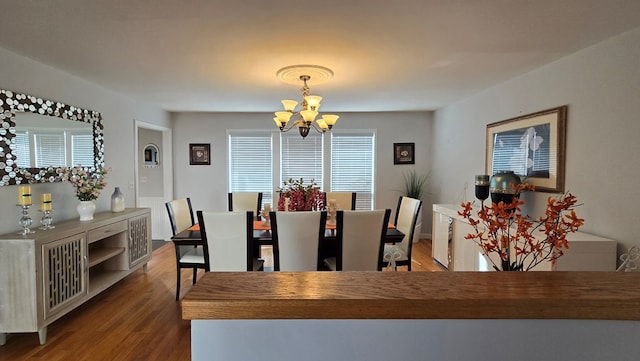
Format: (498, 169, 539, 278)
(0, 208, 151, 345)
(432, 204, 618, 272)
(431, 212, 451, 268)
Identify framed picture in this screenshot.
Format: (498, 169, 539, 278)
(486, 105, 567, 193)
(394, 143, 415, 165)
(189, 143, 210, 165)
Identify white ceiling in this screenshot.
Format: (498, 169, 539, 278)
(1, 0, 639, 112)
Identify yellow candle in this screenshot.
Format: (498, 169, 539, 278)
(41, 193, 52, 211)
(18, 186, 32, 205)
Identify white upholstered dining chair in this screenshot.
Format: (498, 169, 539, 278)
(196, 210, 264, 272)
(324, 209, 391, 271)
(228, 192, 263, 220)
(324, 191, 356, 210)
(382, 196, 422, 271)
(269, 211, 327, 271)
(165, 197, 206, 300)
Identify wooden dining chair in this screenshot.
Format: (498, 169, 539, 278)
(323, 191, 356, 210)
(381, 196, 422, 271)
(269, 211, 327, 271)
(196, 210, 264, 272)
(166, 197, 206, 300)
(324, 209, 391, 271)
(228, 192, 263, 220)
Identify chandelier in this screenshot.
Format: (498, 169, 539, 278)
(273, 65, 339, 138)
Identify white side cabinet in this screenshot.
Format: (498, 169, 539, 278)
(0, 208, 151, 345)
(432, 204, 618, 272)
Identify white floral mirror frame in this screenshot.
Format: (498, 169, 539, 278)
(0, 88, 104, 186)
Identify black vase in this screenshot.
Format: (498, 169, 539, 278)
(489, 171, 521, 205)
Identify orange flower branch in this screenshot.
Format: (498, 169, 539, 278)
(458, 184, 584, 271)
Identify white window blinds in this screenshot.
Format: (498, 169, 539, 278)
(330, 132, 375, 210)
(280, 133, 323, 189)
(34, 133, 65, 168)
(71, 132, 94, 167)
(14, 131, 31, 168)
(228, 132, 273, 207)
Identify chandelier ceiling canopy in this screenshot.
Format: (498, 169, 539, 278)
(273, 65, 339, 138)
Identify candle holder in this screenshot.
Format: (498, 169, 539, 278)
(261, 209, 271, 227)
(475, 174, 490, 210)
(327, 205, 337, 226)
(39, 209, 55, 230)
(17, 204, 35, 235)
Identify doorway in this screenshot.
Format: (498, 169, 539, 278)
(134, 120, 173, 241)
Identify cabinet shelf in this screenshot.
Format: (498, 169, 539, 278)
(88, 247, 126, 267)
(88, 269, 129, 295)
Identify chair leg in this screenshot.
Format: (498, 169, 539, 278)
(192, 267, 198, 285)
(175, 268, 181, 301)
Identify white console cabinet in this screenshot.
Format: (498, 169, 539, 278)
(432, 204, 617, 271)
(0, 208, 151, 345)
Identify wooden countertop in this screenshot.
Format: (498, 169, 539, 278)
(181, 271, 640, 321)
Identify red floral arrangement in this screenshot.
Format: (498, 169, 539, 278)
(277, 178, 324, 211)
(458, 183, 584, 271)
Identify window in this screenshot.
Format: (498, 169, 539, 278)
(228, 132, 273, 206)
(13, 129, 93, 168)
(34, 133, 66, 168)
(228, 129, 375, 211)
(280, 132, 323, 188)
(14, 131, 30, 168)
(330, 132, 375, 210)
(71, 132, 95, 167)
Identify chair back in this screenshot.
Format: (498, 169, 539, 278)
(270, 211, 327, 271)
(324, 192, 356, 210)
(165, 198, 195, 236)
(228, 192, 263, 220)
(197, 210, 253, 271)
(394, 196, 423, 253)
(337, 209, 391, 271)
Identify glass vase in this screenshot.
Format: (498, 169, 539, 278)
(111, 187, 125, 212)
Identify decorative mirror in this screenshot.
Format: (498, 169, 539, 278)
(0, 88, 104, 186)
(143, 143, 160, 168)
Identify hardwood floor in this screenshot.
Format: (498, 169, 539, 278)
(0, 239, 443, 360)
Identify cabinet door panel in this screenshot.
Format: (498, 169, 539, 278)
(451, 221, 479, 271)
(128, 213, 151, 267)
(42, 233, 86, 319)
(432, 213, 451, 269)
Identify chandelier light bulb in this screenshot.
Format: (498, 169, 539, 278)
(316, 118, 329, 130)
(300, 110, 318, 123)
(322, 114, 339, 128)
(275, 111, 293, 124)
(304, 95, 322, 111)
(281, 100, 298, 112)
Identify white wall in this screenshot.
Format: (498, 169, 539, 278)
(170, 111, 433, 232)
(431, 27, 640, 255)
(0, 47, 169, 234)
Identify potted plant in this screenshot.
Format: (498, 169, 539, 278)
(401, 170, 430, 243)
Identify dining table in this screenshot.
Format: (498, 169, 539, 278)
(170, 220, 405, 270)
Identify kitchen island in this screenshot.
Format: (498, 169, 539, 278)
(182, 271, 640, 361)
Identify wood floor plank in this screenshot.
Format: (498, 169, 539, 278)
(0, 239, 441, 360)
